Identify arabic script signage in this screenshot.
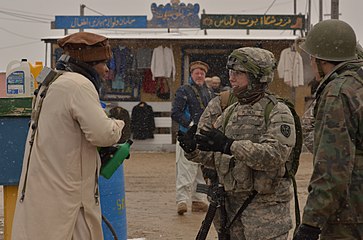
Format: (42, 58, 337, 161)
(54, 16, 147, 29)
(201, 14, 305, 30)
(147, 2, 200, 28)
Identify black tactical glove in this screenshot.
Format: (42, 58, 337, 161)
(177, 125, 197, 153)
(293, 224, 321, 240)
(195, 128, 234, 155)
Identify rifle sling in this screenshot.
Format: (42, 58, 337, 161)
(226, 190, 258, 230)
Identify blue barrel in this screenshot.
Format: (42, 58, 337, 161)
(99, 164, 127, 240)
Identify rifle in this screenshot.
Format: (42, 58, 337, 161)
(196, 168, 258, 240)
(195, 168, 230, 240)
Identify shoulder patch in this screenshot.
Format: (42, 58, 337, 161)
(280, 124, 291, 138)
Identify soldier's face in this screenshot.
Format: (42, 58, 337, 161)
(229, 70, 249, 90)
(191, 68, 206, 86)
(310, 56, 323, 82)
(93, 61, 109, 81)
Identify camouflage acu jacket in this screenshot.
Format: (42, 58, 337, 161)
(186, 94, 296, 203)
(302, 60, 363, 228)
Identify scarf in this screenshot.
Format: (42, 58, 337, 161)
(56, 56, 102, 94)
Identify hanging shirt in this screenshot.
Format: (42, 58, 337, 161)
(277, 47, 304, 87)
(136, 48, 153, 69)
(151, 46, 176, 81)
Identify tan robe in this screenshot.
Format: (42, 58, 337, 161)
(12, 72, 124, 240)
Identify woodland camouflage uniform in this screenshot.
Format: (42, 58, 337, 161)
(295, 19, 363, 239)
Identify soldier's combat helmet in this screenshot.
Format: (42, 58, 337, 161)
(226, 47, 276, 83)
(300, 19, 357, 62)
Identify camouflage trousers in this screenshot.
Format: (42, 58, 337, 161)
(213, 193, 292, 240)
(320, 223, 363, 239)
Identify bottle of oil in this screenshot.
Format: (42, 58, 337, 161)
(6, 59, 34, 97)
(29, 61, 43, 90)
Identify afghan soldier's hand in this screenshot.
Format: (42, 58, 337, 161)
(98, 146, 118, 166)
(177, 125, 197, 153)
(293, 224, 321, 240)
(195, 128, 234, 155)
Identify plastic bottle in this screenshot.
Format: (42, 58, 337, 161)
(100, 139, 133, 179)
(6, 59, 35, 97)
(29, 61, 43, 89)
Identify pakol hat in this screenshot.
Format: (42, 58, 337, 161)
(190, 61, 209, 73)
(58, 32, 112, 63)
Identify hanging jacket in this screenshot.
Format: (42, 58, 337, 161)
(131, 102, 156, 140)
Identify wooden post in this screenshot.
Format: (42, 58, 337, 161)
(4, 186, 18, 240)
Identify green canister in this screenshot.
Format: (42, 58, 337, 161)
(100, 139, 133, 179)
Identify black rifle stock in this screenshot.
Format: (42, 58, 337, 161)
(195, 169, 230, 240)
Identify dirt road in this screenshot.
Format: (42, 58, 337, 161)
(124, 151, 313, 240)
(0, 151, 313, 240)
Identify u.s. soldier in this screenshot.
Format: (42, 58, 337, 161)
(179, 47, 296, 239)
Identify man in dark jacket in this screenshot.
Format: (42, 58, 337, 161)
(172, 61, 214, 215)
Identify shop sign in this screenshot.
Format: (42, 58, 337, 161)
(201, 14, 305, 30)
(147, 1, 200, 28)
(54, 16, 147, 29)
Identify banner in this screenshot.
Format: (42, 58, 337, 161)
(201, 14, 305, 30)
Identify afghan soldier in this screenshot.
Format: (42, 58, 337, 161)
(293, 19, 363, 240)
(302, 42, 363, 154)
(179, 47, 296, 240)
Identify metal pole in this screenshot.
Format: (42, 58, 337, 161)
(331, 0, 339, 19)
(319, 0, 323, 21)
(202, 9, 207, 35)
(293, 0, 296, 35)
(306, 0, 311, 33)
(45, 42, 48, 67)
(80, 4, 86, 32)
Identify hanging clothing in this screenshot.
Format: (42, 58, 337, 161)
(277, 47, 304, 87)
(111, 46, 136, 90)
(151, 45, 176, 81)
(136, 48, 153, 69)
(131, 102, 155, 140)
(142, 69, 157, 93)
(156, 77, 170, 100)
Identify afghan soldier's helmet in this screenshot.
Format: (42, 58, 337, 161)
(300, 19, 357, 61)
(226, 47, 277, 83)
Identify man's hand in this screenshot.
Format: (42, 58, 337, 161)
(98, 146, 118, 166)
(293, 224, 321, 240)
(195, 128, 234, 155)
(177, 125, 197, 153)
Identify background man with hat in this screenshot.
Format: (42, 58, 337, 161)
(11, 32, 125, 240)
(171, 60, 214, 215)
